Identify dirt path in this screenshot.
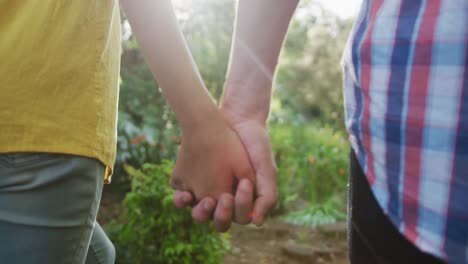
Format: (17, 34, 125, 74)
(98, 191, 349, 264)
(224, 221, 348, 264)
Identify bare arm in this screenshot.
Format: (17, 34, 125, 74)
(121, 0, 223, 132)
(220, 0, 299, 225)
(221, 0, 299, 125)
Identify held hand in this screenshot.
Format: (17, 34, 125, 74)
(174, 178, 255, 230)
(171, 122, 256, 231)
(220, 107, 278, 226)
(175, 105, 277, 227)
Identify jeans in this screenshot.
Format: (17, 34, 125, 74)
(348, 150, 445, 264)
(0, 153, 115, 264)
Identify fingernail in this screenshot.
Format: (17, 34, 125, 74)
(221, 197, 230, 207)
(203, 201, 211, 211)
(248, 212, 254, 220)
(240, 179, 250, 192)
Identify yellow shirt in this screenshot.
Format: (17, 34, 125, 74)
(0, 0, 121, 183)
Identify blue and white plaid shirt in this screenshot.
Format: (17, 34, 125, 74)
(342, 0, 468, 262)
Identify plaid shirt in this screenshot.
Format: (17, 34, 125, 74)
(342, 0, 468, 262)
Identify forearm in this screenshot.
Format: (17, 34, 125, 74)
(121, 0, 222, 133)
(221, 0, 299, 125)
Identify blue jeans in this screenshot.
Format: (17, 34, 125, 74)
(0, 153, 115, 264)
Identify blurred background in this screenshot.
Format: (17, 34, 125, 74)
(102, 0, 361, 263)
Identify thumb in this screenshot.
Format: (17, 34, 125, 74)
(251, 158, 277, 226)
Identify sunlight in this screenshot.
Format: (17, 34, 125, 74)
(171, 0, 185, 8)
(172, 0, 362, 19)
(317, 0, 362, 19)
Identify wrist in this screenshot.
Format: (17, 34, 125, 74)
(219, 101, 267, 129)
(180, 106, 227, 141)
(220, 82, 270, 127)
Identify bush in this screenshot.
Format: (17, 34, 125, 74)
(113, 111, 180, 191)
(107, 161, 230, 264)
(281, 196, 346, 227)
(270, 124, 349, 213)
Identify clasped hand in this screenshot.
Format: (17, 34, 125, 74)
(171, 106, 277, 232)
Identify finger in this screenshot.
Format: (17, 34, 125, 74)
(191, 197, 216, 222)
(234, 179, 254, 224)
(252, 190, 277, 226)
(252, 166, 278, 226)
(174, 190, 194, 208)
(213, 193, 234, 232)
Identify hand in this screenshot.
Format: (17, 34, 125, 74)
(171, 121, 256, 231)
(220, 106, 278, 226)
(174, 104, 277, 227)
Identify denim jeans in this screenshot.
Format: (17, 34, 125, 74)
(0, 153, 115, 264)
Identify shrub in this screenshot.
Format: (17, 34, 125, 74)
(281, 196, 347, 227)
(270, 124, 349, 212)
(107, 161, 230, 264)
(113, 111, 180, 192)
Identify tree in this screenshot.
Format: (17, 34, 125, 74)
(275, 0, 353, 128)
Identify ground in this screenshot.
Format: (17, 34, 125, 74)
(98, 190, 349, 264)
(224, 221, 348, 264)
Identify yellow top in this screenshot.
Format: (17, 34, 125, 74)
(0, 0, 122, 183)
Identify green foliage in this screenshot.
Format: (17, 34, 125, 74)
(107, 161, 230, 264)
(270, 124, 349, 213)
(281, 196, 346, 227)
(178, 0, 235, 100)
(275, 0, 354, 128)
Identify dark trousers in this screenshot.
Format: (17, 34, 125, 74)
(348, 150, 446, 264)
